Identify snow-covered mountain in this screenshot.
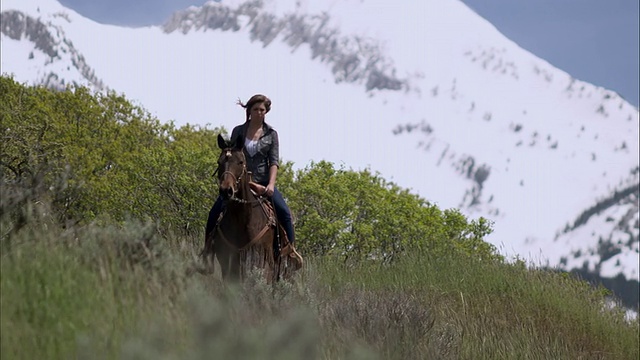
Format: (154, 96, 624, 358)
(2, 0, 638, 287)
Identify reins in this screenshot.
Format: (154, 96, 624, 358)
(229, 193, 267, 205)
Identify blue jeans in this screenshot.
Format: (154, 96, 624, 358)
(205, 187, 295, 245)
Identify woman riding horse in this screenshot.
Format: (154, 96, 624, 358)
(204, 94, 302, 276)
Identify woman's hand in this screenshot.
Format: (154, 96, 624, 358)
(249, 182, 264, 195)
(264, 183, 275, 197)
(249, 182, 273, 197)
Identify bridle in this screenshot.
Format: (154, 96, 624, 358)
(218, 149, 263, 204)
(217, 148, 270, 206)
(218, 149, 246, 200)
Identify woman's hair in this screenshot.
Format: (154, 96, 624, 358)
(237, 94, 271, 122)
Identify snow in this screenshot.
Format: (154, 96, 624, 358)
(2, 0, 638, 281)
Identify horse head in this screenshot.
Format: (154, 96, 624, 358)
(216, 133, 246, 200)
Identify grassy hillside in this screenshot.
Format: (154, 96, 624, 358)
(1, 218, 637, 359)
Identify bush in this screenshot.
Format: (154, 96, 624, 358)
(1, 76, 222, 235)
(287, 161, 499, 262)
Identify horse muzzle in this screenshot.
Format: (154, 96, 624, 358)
(219, 185, 235, 199)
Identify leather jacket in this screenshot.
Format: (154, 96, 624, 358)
(229, 121, 280, 185)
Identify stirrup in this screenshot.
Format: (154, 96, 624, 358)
(282, 244, 303, 270)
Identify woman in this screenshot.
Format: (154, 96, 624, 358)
(205, 94, 300, 263)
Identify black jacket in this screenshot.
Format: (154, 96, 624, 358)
(229, 121, 280, 185)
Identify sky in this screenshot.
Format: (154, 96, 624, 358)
(57, 0, 639, 107)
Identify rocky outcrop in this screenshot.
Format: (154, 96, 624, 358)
(162, 0, 410, 93)
(1, 10, 106, 91)
(2, 10, 58, 58)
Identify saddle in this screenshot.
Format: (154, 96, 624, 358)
(215, 189, 303, 270)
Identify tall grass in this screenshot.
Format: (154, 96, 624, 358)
(1, 218, 638, 359)
(316, 253, 638, 359)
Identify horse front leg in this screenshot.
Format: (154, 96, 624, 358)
(218, 247, 241, 281)
(202, 232, 217, 274)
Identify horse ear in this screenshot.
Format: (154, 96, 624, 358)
(217, 133, 228, 149)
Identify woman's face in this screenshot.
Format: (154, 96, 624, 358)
(250, 102, 267, 122)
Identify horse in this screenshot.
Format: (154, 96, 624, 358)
(200, 133, 300, 283)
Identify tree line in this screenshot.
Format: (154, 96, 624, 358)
(0, 75, 499, 262)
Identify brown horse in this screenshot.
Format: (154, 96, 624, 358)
(201, 134, 300, 282)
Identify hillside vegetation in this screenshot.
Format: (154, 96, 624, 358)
(1, 76, 638, 359)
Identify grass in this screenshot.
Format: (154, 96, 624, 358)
(317, 254, 637, 359)
(1, 218, 638, 359)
